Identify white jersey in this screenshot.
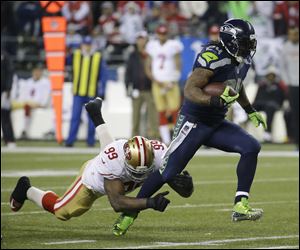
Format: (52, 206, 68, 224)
(146, 39, 183, 82)
(82, 139, 167, 195)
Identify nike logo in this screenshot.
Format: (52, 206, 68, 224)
(101, 158, 106, 164)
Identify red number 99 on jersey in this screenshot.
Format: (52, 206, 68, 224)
(104, 147, 118, 160)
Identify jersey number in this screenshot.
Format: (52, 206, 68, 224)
(158, 54, 166, 69)
(150, 140, 164, 150)
(104, 147, 118, 160)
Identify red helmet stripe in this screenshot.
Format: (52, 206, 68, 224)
(141, 137, 147, 166)
(135, 137, 141, 166)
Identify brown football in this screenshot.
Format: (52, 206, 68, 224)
(202, 82, 237, 96)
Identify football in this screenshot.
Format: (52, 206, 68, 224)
(202, 82, 237, 96)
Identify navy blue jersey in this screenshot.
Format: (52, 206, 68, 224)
(181, 42, 252, 124)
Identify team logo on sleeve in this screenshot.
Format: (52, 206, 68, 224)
(201, 51, 219, 63)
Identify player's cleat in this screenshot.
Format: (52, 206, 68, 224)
(10, 176, 31, 212)
(232, 198, 263, 222)
(85, 97, 104, 127)
(112, 213, 137, 236)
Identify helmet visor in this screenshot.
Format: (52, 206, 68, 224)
(237, 36, 257, 58)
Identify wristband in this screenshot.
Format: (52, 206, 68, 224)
(244, 104, 256, 114)
(146, 198, 154, 209)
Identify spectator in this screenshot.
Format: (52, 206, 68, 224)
(201, 1, 228, 30)
(250, 1, 275, 38)
(16, 1, 42, 37)
(226, 1, 253, 21)
(274, 1, 299, 37)
(125, 31, 160, 139)
(117, 1, 146, 15)
(145, 25, 183, 145)
(280, 27, 299, 149)
(253, 66, 286, 142)
(11, 64, 51, 140)
(179, 1, 208, 19)
(1, 49, 16, 147)
(66, 24, 83, 60)
(145, 5, 164, 35)
(62, 1, 92, 36)
(119, 2, 144, 44)
(165, 2, 188, 36)
(97, 1, 120, 43)
(65, 36, 108, 147)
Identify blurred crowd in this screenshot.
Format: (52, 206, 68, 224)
(1, 1, 299, 68)
(1, 1, 299, 148)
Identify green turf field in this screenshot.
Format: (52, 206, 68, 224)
(1, 147, 299, 249)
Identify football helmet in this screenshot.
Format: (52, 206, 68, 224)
(123, 136, 155, 182)
(220, 18, 257, 62)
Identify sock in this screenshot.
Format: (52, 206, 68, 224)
(234, 191, 249, 204)
(96, 124, 114, 151)
(137, 170, 165, 198)
(42, 192, 59, 213)
(235, 152, 258, 204)
(159, 125, 171, 145)
(27, 187, 58, 213)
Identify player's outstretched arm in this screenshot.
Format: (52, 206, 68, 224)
(237, 85, 267, 130)
(104, 179, 170, 213)
(184, 68, 214, 105)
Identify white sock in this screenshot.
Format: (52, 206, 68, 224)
(235, 191, 249, 198)
(159, 125, 171, 145)
(27, 187, 46, 209)
(96, 124, 114, 151)
(24, 116, 31, 133)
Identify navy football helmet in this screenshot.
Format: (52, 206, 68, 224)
(220, 19, 257, 62)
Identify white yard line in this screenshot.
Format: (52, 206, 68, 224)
(2, 200, 298, 216)
(106, 235, 299, 249)
(1, 170, 78, 177)
(43, 240, 96, 245)
(253, 246, 299, 249)
(1, 147, 299, 157)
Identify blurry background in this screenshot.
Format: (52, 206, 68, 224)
(1, 1, 299, 149)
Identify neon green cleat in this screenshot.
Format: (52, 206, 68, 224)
(232, 198, 263, 222)
(112, 213, 137, 236)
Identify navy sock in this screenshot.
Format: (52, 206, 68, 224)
(137, 170, 165, 198)
(235, 152, 258, 204)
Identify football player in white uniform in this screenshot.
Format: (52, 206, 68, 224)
(145, 25, 183, 145)
(10, 98, 193, 235)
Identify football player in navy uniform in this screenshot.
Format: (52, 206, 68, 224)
(113, 19, 267, 236)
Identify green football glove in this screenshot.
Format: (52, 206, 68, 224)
(210, 86, 240, 107)
(248, 111, 267, 130)
(220, 86, 239, 105)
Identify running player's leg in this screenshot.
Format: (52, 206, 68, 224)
(204, 120, 262, 221)
(113, 117, 215, 236)
(137, 115, 214, 199)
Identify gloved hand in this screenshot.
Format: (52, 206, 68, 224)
(248, 111, 267, 130)
(168, 170, 194, 198)
(220, 86, 239, 106)
(146, 191, 170, 212)
(210, 86, 239, 107)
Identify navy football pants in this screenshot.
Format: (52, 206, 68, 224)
(137, 113, 261, 199)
